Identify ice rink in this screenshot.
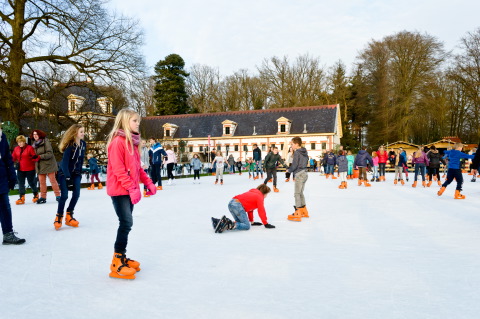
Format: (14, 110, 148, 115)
(2, 172, 480, 319)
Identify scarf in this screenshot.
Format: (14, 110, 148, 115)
(116, 129, 140, 146)
(33, 138, 44, 149)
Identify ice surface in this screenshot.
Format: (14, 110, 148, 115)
(2, 173, 480, 319)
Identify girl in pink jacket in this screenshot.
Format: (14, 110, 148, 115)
(106, 109, 157, 280)
(163, 144, 177, 185)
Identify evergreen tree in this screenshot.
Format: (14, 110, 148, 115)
(154, 54, 190, 115)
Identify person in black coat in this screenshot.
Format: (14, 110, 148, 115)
(0, 127, 26, 245)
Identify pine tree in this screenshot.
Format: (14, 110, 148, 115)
(154, 54, 190, 115)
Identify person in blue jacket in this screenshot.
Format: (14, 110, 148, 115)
(438, 143, 474, 199)
(55, 124, 86, 230)
(149, 138, 167, 190)
(354, 146, 374, 186)
(252, 144, 263, 180)
(0, 125, 25, 244)
(325, 150, 337, 178)
(190, 153, 202, 184)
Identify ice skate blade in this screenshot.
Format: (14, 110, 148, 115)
(109, 272, 136, 280)
(287, 216, 302, 222)
(65, 223, 79, 227)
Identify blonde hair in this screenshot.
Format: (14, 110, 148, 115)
(87, 153, 93, 159)
(59, 124, 84, 152)
(106, 109, 141, 154)
(414, 147, 423, 158)
(454, 142, 463, 149)
(16, 135, 26, 143)
(372, 151, 377, 157)
(216, 150, 223, 156)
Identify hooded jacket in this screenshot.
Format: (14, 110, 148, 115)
(427, 150, 444, 168)
(337, 155, 348, 173)
(264, 152, 284, 170)
(253, 147, 262, 161)
(88, 157, 99, 174)
(59, 140, 86, 179)
(354, 150, 373, 168)
(288, 147, 308, 175)
(190, 157, 202, 170)
(33, 138, 58, 174)
(326, 152, 336, 165)
(150, 142, 167, 165)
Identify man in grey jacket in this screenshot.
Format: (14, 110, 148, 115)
(287, 137, 309, 222)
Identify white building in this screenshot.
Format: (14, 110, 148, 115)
(142, 105, 342, 162)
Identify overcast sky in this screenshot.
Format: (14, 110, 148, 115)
(109, 0, 480, 75)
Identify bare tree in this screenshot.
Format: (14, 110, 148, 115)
(0, 0, 144, 124)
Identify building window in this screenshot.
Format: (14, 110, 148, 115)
(280, 144, 284, 150)
(217, 145, 221, 151)
(311, 143, 316, 150)
(261, 144, 266, 151)
(280, 124, 286, 133)
(243, 145, 248, 152)
(321, 142, 326, 150)
(189, 146, 193, 152)
(225, 127, 230, 135)
(199, 146, 204, 152)
(234, 145, 239, 151)
(174, 147, 178, 153)
(165, 130, 170, 137)
(106, 102, 112, 113)
(69, 100, 76, 112)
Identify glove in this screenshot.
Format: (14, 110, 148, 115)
(128, 187, 142, 205)
(264, 223, 276, 229)
(146, 183, 157, 196)
(66, 178, 74, 191)
(8, 179, 16, 191)
(251, 222, 263, 226)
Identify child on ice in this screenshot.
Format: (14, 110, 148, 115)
(191, 153, 202, 184)
(438, 143, 474, 199)
(212, 150, 225, 185)
(287, 137, 309, 222)
(87, 153, 102, 190)
(212, 184, 275, 233)
(106, 109, 157, 279)
(337, 150, 348, 189)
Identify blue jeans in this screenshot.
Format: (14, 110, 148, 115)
(326, 164, 334, 175)
(254, 160, 262, 177)
(57, 173, 82, 215)
(228, 199, 250, 231)
(111, 195, 134, 253)
(414, 163, 426, 181)
(372, 166, 378, 178)
(0, 192, 13, 234)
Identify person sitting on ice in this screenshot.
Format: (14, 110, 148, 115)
(212, 184, 275, 233)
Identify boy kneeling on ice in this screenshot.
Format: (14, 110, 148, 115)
(212, 184, 275, 233)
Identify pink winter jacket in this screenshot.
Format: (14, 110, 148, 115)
(163, 149, 177, 164)
(107, 135, 153, 196)
(372, 156, 379, 166)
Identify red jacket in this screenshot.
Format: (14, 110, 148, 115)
(106, 135, 152, 197)
(234, 189, 268, 225)
(12, 145, 36, 171)
(377, 150, 388, 164)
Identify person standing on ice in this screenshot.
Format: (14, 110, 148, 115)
(212, 150, 225, 185)
(411, 147, 429, 188)
(149, 138, 167, 190)
(227, 154, 235, 174)
(438, 143, 474, 199)
(337, 150, 348, 189)
(140, 139, 152, 197)
(287, 137, 310, 222)
(12, 135, 39, 204)
(393, 148, 406, 186)
(163, 144, 177, 185)
(346, 150, 355, 179)
(252, 144, 263, 180)
(285, 147, 294, 181)
(354, 146, 374, 187)
(377, 146, 388, 181)
(263, 146, 285, 192)
(212, 184, 275, 233)
(426, 146, 444, 187)
(371, 151, 379, 182)
(0, 125, 25, 245)
(86, 153, 102, 190)
(106, 109, 157, 280)
(190, 153, 202, 184)
(54, 124, 86, 231)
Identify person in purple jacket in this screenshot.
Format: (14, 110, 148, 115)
(411, 146, 429, 188)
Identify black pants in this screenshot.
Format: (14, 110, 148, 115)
(442, 168, 463, 191)
(0, 192, 13, 234)
(378, 163, 386, 176)
(167, 163, 175, 179)
(193, 169, 200, 180)
(264, 168, 277, 186)
(151, 163, 162, 186)
(17, 170, 38, 195)
(112, 195, 134, 254)
(429, 167, 440, 181)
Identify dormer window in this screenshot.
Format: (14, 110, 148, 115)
(97, 97, 113, 114)
(222, 120, 237, 136)
(67, 94, 85, 113)
(163, 123, 178, 138)
(276, 116, 292, 134)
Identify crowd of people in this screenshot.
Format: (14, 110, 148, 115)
(1, 111, 479, 280)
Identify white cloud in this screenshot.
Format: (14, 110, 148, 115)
(109, 0, 480, 74)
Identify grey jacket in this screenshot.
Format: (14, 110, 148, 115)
(337, 155, 348, 173)
(34, 138, 58, 174)
(140, 146, 150, 169)
(288, 147, 308, 175)
(191, 157, 202, 170)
